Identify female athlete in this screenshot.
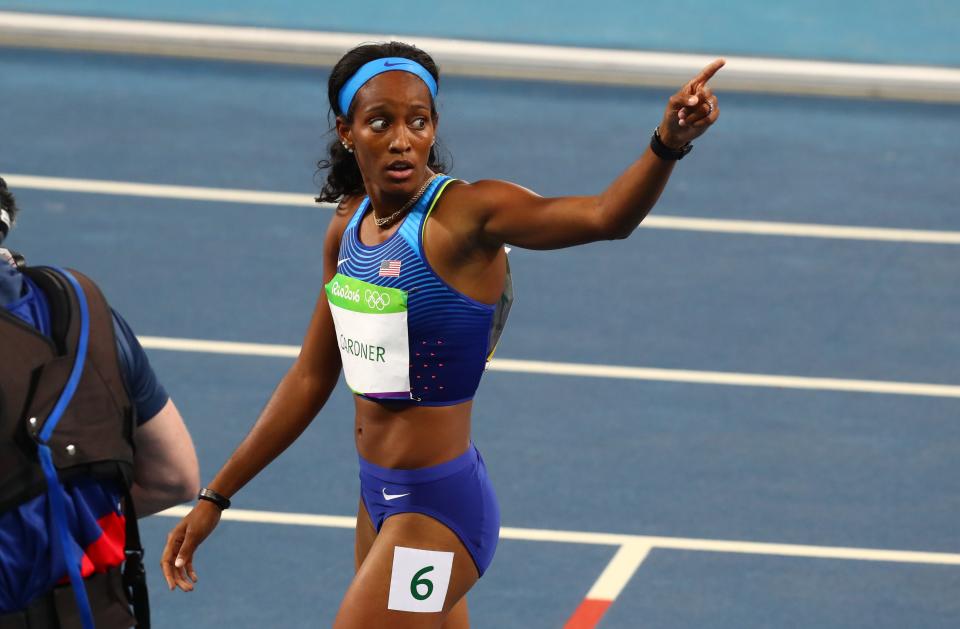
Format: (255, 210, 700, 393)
(162, 41, 724, 628)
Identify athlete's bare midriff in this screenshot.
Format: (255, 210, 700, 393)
(353, 396, 472, 469)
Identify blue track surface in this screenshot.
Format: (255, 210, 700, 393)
(3, 1, 960, 66)
(2, 23, 959, 629)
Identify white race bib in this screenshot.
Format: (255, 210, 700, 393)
(387, 546, 454, 613)
(325, 274, 410, 395)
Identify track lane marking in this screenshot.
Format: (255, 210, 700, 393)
(155, 505, 960, 565)
(8, 173, 960, 244)
(138, 335, 960, 399)
(2, 12, 960, 102)
(563, 543, 651, 628)
(5, 173, 313, 207)
(585, 542, 652, 600)
(641, 216, 960, 244)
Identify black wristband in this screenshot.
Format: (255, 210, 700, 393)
(650, 127, 692, 161)
(198, 487, 231, 510)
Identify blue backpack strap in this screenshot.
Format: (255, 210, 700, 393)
(35, 267, 95, 629)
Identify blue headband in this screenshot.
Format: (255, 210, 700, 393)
(337, 57, 438, 116)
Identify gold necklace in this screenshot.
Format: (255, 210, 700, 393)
(374, 174, 440, 228)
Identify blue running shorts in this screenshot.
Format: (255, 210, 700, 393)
(359, 443, 500, 576)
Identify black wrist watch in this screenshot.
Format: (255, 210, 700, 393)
(650, 127, 693, 160)
(198, 487, 231, 510)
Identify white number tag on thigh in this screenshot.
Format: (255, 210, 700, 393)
(387, 546, 454, 613)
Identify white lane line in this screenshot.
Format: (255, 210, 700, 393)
(140, 336, 300, 358)
(641, 216, 960, 245)
(489, 358, 960, 399)
(156, 506, 960, 566)
(8, 173, 960, 245)
(137, 335, 960, 399)
(585, 543, 652, 601)
(2, 12, 960, 102)
(5, 174, 314, 207)
(160, 505, 356, 529)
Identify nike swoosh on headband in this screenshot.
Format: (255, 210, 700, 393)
(337, 57, 438, 115)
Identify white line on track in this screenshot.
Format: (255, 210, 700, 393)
(137, 335, 960, 399)
(155, 505, 960, 566)
(140, 336, 299, 358)
(8, 173, 960, 245)
(2, 12, 960, 103)
(585, 543, 652, 601)
(5, 174, 313, 207)
(640, 216, 960, 245)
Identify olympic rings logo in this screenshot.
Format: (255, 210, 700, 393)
(365, 289, 391, 311)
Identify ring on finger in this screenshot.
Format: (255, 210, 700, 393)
(707, 100, 715, 114)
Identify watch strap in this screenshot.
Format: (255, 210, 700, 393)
(650, 127, 692, 160)
(198, 487, 231, 510)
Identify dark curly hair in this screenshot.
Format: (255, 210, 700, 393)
(0, 176, 18, 241)
(315, 41, 448, 204)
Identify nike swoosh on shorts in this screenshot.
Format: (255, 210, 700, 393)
(382, 488, 411, 501)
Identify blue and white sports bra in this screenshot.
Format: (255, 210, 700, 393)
(325, 175, 511, 406)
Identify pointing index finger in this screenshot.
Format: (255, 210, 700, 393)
(693, 58, 726, 89)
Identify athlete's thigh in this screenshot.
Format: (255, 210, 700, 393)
(354, 500, 471, 628)
(333, 512, 479, 629)
(355, 498, 377, 571)
(442, 596, 470, 629)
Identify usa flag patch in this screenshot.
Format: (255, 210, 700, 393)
(379, 259, 402, 277)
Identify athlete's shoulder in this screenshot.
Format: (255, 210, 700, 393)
(322, 195, 361, 276)
(448, 178, 538, 196)
(325, 195, 361, 240)
(335, 193, 365, 216)
(441, 179, 540, 214)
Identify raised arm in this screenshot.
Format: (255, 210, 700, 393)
(161, 208, 350, 591)
(462, 59, 725, 250)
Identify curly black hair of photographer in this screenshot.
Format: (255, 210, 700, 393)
(315, 41, 448, 204)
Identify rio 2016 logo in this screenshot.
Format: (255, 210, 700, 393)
(330, 280, 361, 303)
